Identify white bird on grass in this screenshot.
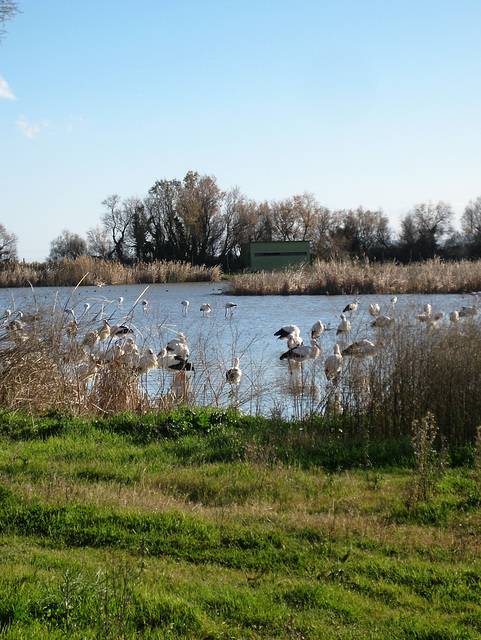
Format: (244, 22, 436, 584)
(226, 357, 242, 384)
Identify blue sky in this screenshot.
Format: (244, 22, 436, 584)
(1, 0, 480, 262)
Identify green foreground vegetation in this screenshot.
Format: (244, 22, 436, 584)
(0, 408, 480, 639)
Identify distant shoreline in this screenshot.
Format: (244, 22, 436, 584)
(2, 256, 481, 296)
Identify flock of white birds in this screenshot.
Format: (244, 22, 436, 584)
(1, 290, 480, 410)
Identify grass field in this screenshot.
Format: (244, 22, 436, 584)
(0, 409, 480, 639)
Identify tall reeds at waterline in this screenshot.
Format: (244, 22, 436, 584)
(227, 257, 481, 295)
(0, 288, 480, 448)
(0, 257, 222, 288)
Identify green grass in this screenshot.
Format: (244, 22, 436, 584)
(0, 409, 480, 638)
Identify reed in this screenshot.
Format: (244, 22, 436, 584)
(227, 257, 481, 295)
(0, 286, 480, 450)
(0, 257, 222, 288)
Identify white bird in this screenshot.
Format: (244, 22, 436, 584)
(225, 302, 237, 317)
(324, 344, 343, 382)
(311, 320, 324, 339)
(226, 357, 242, 384)
(76, 354, 100, 383)
(142, 300, 148, 314)
(459, 305, 479, 318)
(287, 333, 303, 349)
(200, 302, 212, 317)
(157, 348, 194, 373)
(122, 338, 140, 368)
(117, 297, 124, 309)
(417, 311, 432, 322)
(336, 314, 351, 336)
(390, 296, 398, 309)
(280, 338, 321, 364)
(83, 302, 90, 315)
(181, 300, 189, 315)
(65, 317, 78, 338)
(342, 339, 377, 357)
(371, 315, 394, 329)
(342, 299, 359, 317)
(97, 320, 111, 342)
(109, 323, 134, 338)
(104, 342, 125, 362)
(369, 303, 381, 317)
(137, 348, 158, 375)
(449, 310, 460, 324)
(82, 329, 100, 350)
(166, 333, 189, 361)
(274, 324, 300, 340)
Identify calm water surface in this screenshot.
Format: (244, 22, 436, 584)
(1, 283, 476, 417)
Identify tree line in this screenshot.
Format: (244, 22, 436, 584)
(3, 171, 481, 268)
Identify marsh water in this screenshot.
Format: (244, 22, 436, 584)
(0, 282, 476, 417)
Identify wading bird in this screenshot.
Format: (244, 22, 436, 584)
(311, 320, 324, 339)
(226, 357, 242, 384)
(200, 302, 212, 317)
(336, 314, 351, 336)
(225, 302, 237, 317)
(274, 324, 300, 340)
(371, 315, 394, 329)
(324, 344, 343, 382)
(181, 300, 189, 315)
(369, 303, 381, 317)
(342, 299, 359, 317)
(342, 339, 377, 357)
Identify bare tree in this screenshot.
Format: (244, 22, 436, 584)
(461, 196, 481, 256)
(101, 194, 136, 262)
(0, 223, 17, 261)
(86, 225, 113, 259)
(0, 0, 20, 43)
(48, 230, 87, 261)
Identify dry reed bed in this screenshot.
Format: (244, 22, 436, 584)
(227, 257, 481, 295)
(0, 257, 222, 288)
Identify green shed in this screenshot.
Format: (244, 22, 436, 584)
(242, 241, 311, 271)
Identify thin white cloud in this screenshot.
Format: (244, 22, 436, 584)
(0, 76, 16, 100)
(16, 117, 50, 139)
(15, 114, 87, 139)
